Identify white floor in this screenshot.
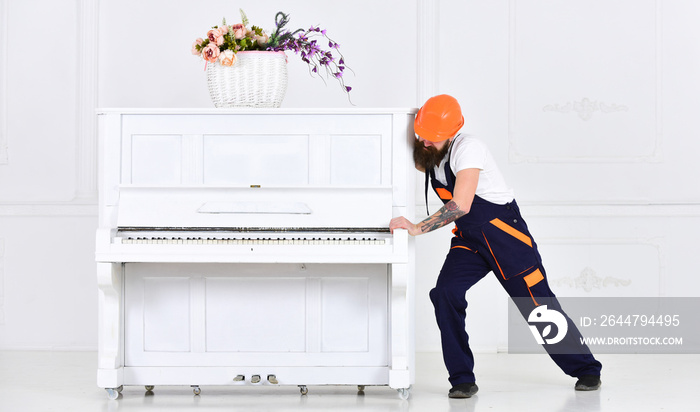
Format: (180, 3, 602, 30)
(0, 351, 695, 412)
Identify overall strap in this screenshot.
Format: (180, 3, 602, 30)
(424, 170, 430, 215)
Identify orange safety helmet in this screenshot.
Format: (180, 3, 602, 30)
(414, 94, 464, 142)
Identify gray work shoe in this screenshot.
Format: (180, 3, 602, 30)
(448, 382, 479, 398)
(575, 375, 601, 391)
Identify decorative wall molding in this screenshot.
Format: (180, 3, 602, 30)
(75, 0, 99, 200)
(423, 201, 700, 218)
(542, 237, 667, 296)
(0, 238, 5, 325)
(416, 0, 438, 106)
(0, 0, 99, 216)
(0, 202, 97, 217)
(0, 0, 8, 165)
(520, 202, 700, 218)
(542, 98, 629, 121)
(550, 266, 632, 292)
(508, 0, 663, 164)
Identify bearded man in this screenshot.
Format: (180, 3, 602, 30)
(390, 95, 602, 398)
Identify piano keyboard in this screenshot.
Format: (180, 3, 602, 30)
(118, 236, 386, 245)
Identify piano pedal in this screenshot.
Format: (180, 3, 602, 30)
(251, 374, 261, 384)
(267, 374, 279, 385)
(233, 374, 245, 382)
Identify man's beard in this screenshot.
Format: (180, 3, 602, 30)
(413, 138, 450, 172)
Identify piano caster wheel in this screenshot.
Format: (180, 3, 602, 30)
(192, 385, 201, 395)
(145, 385, 154, 392)
(105, 387, 120, 400)
(357, 385, 365, 393)
(299, 385, 308, 395)
(397, 387, 410, 400)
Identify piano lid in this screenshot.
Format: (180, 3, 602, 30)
(116, 186, 393, 230)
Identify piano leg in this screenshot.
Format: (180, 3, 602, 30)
(96, 262, 124, 391)
(389, 262, 413, 395)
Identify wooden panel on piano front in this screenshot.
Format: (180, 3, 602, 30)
(329, 134, 383, 186)
(119, 113, 392, 188)
(202, 134, 310, 186)
(130, 134, 183, 186)
(124, 263, 388, 368)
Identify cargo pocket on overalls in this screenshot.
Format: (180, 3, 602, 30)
(481, 217, 540, 280)
(523, 268, 545, 306)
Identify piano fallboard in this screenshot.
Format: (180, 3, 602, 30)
(114, 186, 395, 230)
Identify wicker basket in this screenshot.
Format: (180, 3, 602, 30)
(206, 51, 288, 108)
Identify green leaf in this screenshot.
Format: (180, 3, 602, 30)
(251, 25, 264, 36)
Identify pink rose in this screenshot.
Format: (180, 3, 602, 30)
(219, 25, 229, 34)
(230, 23, 244, 31)
(219, 49, 237, 67)
(207, 28, 224, 46)
(202, 43, 220, 63)
(234, 28, 246, 40)
(191, 38, 204, 55)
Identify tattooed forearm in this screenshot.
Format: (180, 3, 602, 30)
(419, 200, 467, 233)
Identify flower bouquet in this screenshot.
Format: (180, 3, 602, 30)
(192, 9, 352, 107)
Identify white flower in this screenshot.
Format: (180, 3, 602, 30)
(219, 49, 237, 67)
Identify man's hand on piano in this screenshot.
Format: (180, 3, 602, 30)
(390, 216, 422, 236)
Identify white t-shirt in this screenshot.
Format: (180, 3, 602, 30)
(433, 134, 515, 205)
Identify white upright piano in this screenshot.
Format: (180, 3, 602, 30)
(95, 109, 417, 399)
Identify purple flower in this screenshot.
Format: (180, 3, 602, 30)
(263, 11, 352, 99)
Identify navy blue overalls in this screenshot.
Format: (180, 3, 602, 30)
(428, 149, 602, 386)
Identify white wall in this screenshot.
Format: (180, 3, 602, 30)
(2, 0, 700, 352)
(421, 0, 700, 352)
(98, 0, 417, 108)
(0, 0, 98, 350)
